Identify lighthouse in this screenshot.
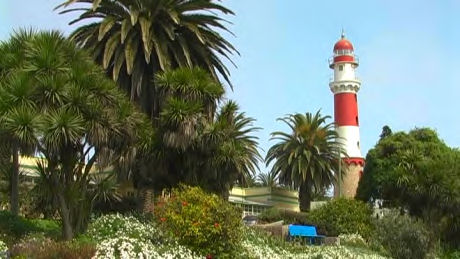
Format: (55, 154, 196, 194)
(329, 32, 365, 198)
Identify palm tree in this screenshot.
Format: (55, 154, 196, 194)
(57, 0, 237, 119)
(140, 69, 260, 200)
(201, 101, 261, 198)
(266, 111, 345, 212)
(0, 30, 147, 240)
(257, 171, 278, 188)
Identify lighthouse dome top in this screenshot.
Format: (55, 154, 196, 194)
(333, 32, 354, 51)
(333, 38, 354, 51)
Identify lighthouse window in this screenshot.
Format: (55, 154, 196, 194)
(355, 116, 359, 124)
(339, 65, 343, 71)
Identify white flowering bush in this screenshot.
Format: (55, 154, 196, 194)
(86, 214, 163, 244)
(0, 239, 7, 258)
(93, 237, 200, 259)
(93, 236, 159, 259)
(338, 233, 367, 247)
(240, 227, 388, 259)
(90, 214, 200, 259)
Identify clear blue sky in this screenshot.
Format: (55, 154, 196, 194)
(2, 0, 460, 172)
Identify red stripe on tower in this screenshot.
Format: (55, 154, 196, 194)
(334, 93, 359, 126)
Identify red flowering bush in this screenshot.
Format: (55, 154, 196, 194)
(155, 185, 243, 256)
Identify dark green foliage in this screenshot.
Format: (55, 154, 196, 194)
(357, 128, 460, 248)
(0, 210, 60, 244)
(305, 198, 373, 238)
(258, 208, 308, 225)
(139, 68, 261, 199)
(372, 212, 435, 259)
(93, 196, 139, 215)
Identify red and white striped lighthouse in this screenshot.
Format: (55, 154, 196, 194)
(329, 32, 365, 198)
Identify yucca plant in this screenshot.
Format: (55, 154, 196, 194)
(0, 30, 148, 239)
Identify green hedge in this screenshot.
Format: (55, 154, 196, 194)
(258, 208, 308, 224)
(305, 198, 373, 238)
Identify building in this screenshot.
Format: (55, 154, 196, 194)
(229, 186, 326, 217)
(328, 32, 365, 198)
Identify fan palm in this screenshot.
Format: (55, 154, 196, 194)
(57, 0, 237, 119)
(266, 111, 345, 212)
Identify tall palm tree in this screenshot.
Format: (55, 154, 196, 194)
(57, 0, 237, 119)
(266, 111, 345, 212)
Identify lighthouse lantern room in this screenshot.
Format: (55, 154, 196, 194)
(329, 32, 365, 198)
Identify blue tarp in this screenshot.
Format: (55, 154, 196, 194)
(288, 224, 320, 237)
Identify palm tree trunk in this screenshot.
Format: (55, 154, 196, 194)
(10, 144, 19, 215)
(139, 187, 154, 214)
(299, 181, 312, 212)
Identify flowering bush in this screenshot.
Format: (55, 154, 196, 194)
(93, 236, 159, 259)
(86, 214, 163, 244)
(156, 185, 243, 256)
(88, 214, 199, 259)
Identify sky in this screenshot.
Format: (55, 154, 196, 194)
(2, 0, 460, 172)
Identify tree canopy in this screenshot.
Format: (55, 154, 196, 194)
(357, 127, 460, 248)
(58, 0, 237, 119)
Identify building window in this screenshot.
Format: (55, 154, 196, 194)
(355, 116, 359, 125)
(357, 141, 360, 148)
(339, 65, 343, 71)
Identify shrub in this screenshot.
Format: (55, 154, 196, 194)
(10, 233, 95, 259)
(305, 198, 373, 238)
(373, 211, 435, 259)
(156, 185, 243, 257)
(258, 208, 308, 224)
